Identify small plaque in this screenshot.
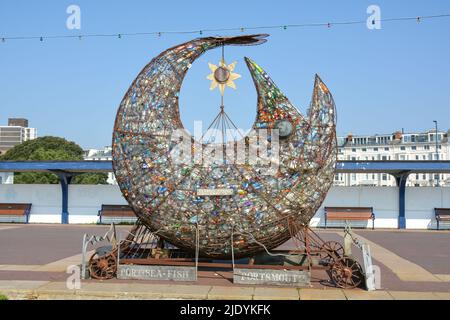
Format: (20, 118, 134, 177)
(197, 188, 234, 196)
(117, 265, 196, 281)
(234, 268, 310, 287)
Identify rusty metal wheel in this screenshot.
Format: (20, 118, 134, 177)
(88, 252, 117, 280)
(319, 241, 344, 265)
(331, 257, 364, 289)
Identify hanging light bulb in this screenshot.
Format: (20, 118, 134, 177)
(417, 16, 421, 23)
(118, 34, 122, 39)
(40, 36, 43, 42)
(283, 25, 287, 30)
(1, 38, 5, 43)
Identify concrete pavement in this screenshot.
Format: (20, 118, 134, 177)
(1, 224, 450, 299)
(0, 280, 449, 300)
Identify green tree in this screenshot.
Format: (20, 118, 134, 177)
(0, 136, 108, 184)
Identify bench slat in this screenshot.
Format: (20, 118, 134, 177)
(101, 211, 135, 217)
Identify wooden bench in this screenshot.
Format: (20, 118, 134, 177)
(324, 207, 375, 229)
(98, 204, 137, 224)
(0, 203, 32, 223)
(435, 208, 450, 230)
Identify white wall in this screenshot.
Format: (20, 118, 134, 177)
(0, 184, 61, 223)
(68, 185, 127, 223)
(0, 184, 449, 229)
(310, 187, 398, 229)
(0, 172, 14, 184)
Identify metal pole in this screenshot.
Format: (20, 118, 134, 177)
(433, 120, 439, 186)
(81, 234, 88, 279)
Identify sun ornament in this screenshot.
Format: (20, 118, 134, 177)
(207, 59, 241, 96)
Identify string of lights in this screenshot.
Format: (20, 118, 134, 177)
(1, 14, 450, 43)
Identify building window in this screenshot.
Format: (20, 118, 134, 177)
(382, 174, 387, 181)
(352, 148, 356, 152)
(373, 147, 378, 151)
(362, 148, 367, 152)
(424, 145, 430, 150)
(411, 146, 416, 150)
(415, 155, 419, 160)
(384, 147, 389, 151)
(400, 146, 406, 151)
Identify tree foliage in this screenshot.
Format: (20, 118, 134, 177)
(0, 136, 108, 184)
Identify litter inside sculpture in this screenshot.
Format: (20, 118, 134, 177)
(111, 34, 337, 259)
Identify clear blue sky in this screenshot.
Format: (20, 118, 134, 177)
(1, 0, 449, 149)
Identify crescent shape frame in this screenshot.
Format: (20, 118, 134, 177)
(112, 34, 337, 258)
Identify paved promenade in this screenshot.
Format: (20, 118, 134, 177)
(1, 280, 450, 300)
(0, 224, 449, 299)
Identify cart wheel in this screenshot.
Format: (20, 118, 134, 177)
(320, 241, 344, 265)
(331, 257, 364, 289)
(88, 252, 117, 280)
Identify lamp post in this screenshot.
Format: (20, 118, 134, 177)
(433, 120, 439, 186)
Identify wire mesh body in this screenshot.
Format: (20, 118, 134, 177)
(112, 34, 337, 259)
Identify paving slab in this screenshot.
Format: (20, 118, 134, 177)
(434, 274, 450, 282)
(79, 282, 163, 299)
(159, 284, 211, 299)
(343, 290, 393, 300)
(388, 291, 441, 300)
(253, 287, 300, 300)
(0, 265, 41, 271)
(0, 280, 48, 291)
(35, 281, 76, 297)
(208, 286, 254, 300)
(433, 292, 450, 300)
(299, 288, 346, 300)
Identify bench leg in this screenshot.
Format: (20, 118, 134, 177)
(437, 219, 440, 230)
(324, 216, 327, 229)
(372, 218, 375, 230)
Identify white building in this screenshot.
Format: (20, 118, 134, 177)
(0, 118, 37, 156)
(83, 146, 117, 185)
(0, 118, 38, 184)
(0, 172, 14, 184)
(334, 129, 450, 187)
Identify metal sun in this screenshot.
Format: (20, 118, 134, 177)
(207, 59, 241, 95)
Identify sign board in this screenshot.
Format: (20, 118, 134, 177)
(117, 264, 196, 281)
(197, 188, 234, 196)
(234, 268, 310, 287)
